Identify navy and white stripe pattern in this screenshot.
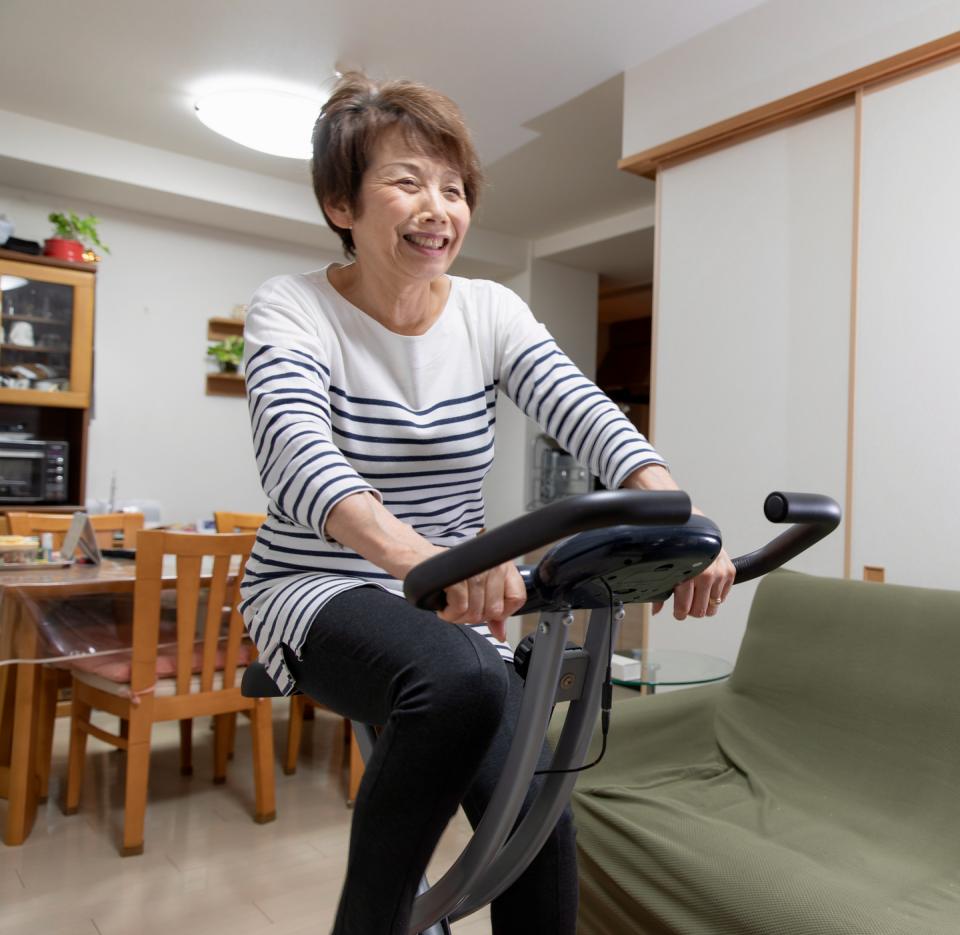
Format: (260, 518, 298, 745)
(240, 268, 665, 694)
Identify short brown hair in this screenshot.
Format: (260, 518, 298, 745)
(312, 73, 485, 258)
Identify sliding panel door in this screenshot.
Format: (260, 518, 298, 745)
(654, 105, 854, 663)
(854, 61, 960, 589)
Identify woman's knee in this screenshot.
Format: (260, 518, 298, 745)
(406, 627, 509, 735)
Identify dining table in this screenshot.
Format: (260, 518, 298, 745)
(0, 555, 228, 845)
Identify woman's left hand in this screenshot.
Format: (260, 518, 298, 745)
(653, 547, 736, 619)
(623, 464, 737, 620)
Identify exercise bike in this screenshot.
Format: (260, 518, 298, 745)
(242, 488, 841, 934)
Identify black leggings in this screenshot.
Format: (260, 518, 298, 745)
(284, 586, 578, 935)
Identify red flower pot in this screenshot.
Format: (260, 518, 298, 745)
(44, 238, 86, 262)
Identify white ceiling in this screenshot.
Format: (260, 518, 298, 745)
(1, 3, 765, 170)
(547, 227, 656, 287)
(0, 0, 768, 284)
(478, 75, 653, 239)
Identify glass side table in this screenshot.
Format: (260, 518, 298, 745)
(613, 649, 733, 694)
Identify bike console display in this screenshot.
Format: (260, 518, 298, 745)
(521, 515, 723, 613)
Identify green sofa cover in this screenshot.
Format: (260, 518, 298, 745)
(563, 570, 960, 934)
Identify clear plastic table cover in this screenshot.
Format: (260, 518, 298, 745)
(16, 589, 219, 662)
(613, 648, 733, 687)
(0, 555, 244, 666)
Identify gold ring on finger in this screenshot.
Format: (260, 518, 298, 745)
(709, 598, 723, 605)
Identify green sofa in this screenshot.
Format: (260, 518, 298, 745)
(561, 570, 960, 934)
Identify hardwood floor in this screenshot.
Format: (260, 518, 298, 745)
(0, 705, 491, 935)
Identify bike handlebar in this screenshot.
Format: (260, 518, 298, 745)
(403, 489, 841, 610)
(403, 490, 692, 611)
(731, 491, 841, 584)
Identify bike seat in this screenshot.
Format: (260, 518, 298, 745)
(241, 659, 290, 698)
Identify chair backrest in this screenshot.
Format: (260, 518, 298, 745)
(131, 529, 256, 697)
(214, 511, 267, 534)
(6, 511, 144, 550)
(90, 513, 144, 548)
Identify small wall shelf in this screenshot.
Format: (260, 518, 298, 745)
(206, 372, 246, 398)
(208, 317, 244, 341)
(206, 316, 246, 397)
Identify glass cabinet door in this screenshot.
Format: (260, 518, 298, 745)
(0, 274, 74, 392)
(0, 259, 93, 406)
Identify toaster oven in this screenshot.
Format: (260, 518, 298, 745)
(0, 439, 68, 503)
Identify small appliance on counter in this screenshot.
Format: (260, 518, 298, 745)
(0, 438, 68, 503)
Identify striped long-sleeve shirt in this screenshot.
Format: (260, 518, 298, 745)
(239, 266, 665, 694)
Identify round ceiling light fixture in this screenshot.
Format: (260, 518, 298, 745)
(194, 89, 326, 159)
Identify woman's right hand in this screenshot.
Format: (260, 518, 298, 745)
(438, 561, 528, 643)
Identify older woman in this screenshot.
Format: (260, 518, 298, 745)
(241, 74, 734, 935)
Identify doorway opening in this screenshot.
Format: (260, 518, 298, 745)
(596, 281, 652, 439)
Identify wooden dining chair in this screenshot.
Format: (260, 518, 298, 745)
(62, 530, 275, 856)
(7, 511, 145, 550)
(213, 511, 266, 534)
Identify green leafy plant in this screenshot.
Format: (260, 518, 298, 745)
(207, 335, 245, 372)
(48, 209, 111, 254)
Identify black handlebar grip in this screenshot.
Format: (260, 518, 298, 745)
(404, 489, 692, 611)
(763, 491, 842, 526)
(733, 492, 842, 584)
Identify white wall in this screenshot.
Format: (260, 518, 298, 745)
(0, 183, 340, 524)
(652, 105, 855, 663)
(852, 60, 960, 590)
(623, 0, 960, 158)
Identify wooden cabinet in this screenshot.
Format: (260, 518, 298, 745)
(0, 250, 95, 408)
(0, 248, 95, 506)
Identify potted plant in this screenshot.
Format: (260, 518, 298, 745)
(207, 335, 245, 373)
(45, 209, 111, 263)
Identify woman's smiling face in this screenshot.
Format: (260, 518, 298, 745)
(328, 125, 471, 283)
